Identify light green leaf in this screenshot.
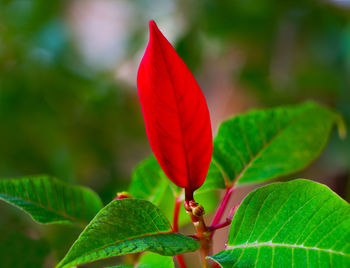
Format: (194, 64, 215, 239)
(213, 102, 341, 186)
(209, 179, 350, 268)
(105, 264, 134, 268)
(202, 161, 226, 192)
(129, 156, 175, 204)
(108, 266, 132, 268)
(137, 252, 174, 268)
(107, 252, 174, 268)
(0, 176, 103, 224)
(57, 199, 199, 268)
(129, 156, 220, 226)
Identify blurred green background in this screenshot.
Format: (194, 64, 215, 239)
(0, 0, 349, 267)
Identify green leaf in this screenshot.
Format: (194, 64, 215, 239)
(0, 176, 103, 224)
(202, 161, 226, 192)
(213, 102, 341, 186)
(129, 156, 175, 204)
(108, 266, 132, 268)
(107, 252, 174, 268)
(57, 199, 199, 268)
(209, 179, 350, 268)
(130, 156, 224, 197)
(107, 265, 132, 268)
(136, 252, 174, 268)
(129, 156, 220, 226)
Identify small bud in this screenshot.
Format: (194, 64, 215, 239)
(114, 191, 132, 200)
(192, 205, 205, 217)
(188, 200, 205, 217)
(188, 200, 198, 207)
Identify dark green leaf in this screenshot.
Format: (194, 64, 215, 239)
(0, 176, 103, 224)
(209, 179, 350, 267)
(57, 199, 199, 268)
(213, 102, 342, 186)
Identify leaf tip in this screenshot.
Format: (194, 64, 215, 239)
(148, 20, 160, 38)
(149, 19, 156, 29)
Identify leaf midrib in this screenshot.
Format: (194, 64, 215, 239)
(61, 231, 175, 267)
(226, 242, 350, 257)
(153, 30, 192, 189)
(230, 108, 310, 186)
(0, 192, 81, 223)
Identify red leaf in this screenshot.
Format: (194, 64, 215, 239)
(137, 20, 213, 195)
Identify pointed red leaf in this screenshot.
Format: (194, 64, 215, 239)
(137, 20, 213, 195)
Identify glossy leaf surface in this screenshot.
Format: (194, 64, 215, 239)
(0, 176, 103, 224)
(137, 20, 212, 191)
(209, 179, 350, 268)
(108, 252, 174, 268)
(136, 252, 174, 268)
(57, 199, 199, 268)
(213, 102, 342, 186)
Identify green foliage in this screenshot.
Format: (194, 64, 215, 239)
(0, 0, 349, 266)
(213, 102, 341, 186)
(129, 156, 220, 225)
(136, 252, 174, 268)
(109, 252, 174, 268)
(203, 162, 227, 191)
(0, 229, 49, 268)
(0, 0, 145, 203)
(57, 199, 199, 268)
(130, 156, 224, 197)
(129, 156, 175, 204)
(0, 176, 103, 224)
(209, 179, 350, 268)
(199, 0, 350, 113)
(132, 102, 341, 194)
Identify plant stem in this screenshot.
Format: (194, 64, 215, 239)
(185, 187, 194, 201)
(208, 220, 231, 232)
(173, 197, 188, 267)
(208, 202, 241, 232)
(210, 187, 235, 238)
(185, 200, 211, 267)
(175, 254, 187, 268)
(173, 197, 181, 232)
(189, 214, 210, 267)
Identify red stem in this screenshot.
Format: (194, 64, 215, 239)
(208, 220, 231, 232)
(173, 197, 187, 268)
(210, 187, 235, 238)
(173, 197, 181, 232)
(185, 188, 194, 202)
(208, 201, 241, 233)
(175, 254, 187, 268)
